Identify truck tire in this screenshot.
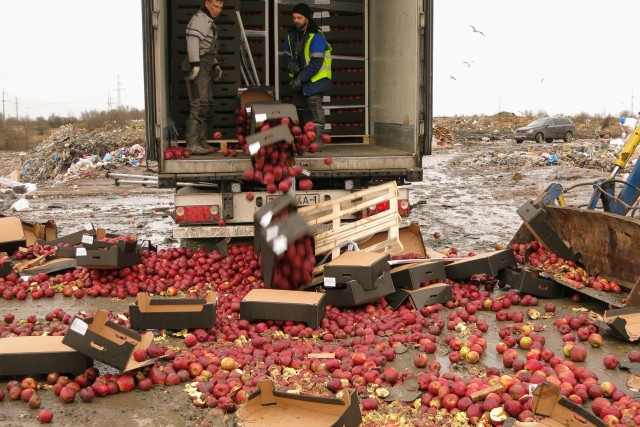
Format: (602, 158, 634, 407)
(535, 133, 544, 144)
(515, 139, 523, 144)
(563, 131, 573, 142)
(545, 139, 553, 143)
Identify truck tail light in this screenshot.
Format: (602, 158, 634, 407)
(398, 199, 410, 216)
(175, 205, 220, 224)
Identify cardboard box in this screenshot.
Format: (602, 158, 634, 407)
(0, 260, 12, 278)
(76, 245, 141, 269)
(129, 292, 217, 330)
(38, 223, 96, 246)
(323, 270, 395, 308)
(246, 124, 295, 156)
(516, 202, 581, 262)
(323, 251, 391, 291)
(390, 260, 446, 290)
(503, 383, 604, 427)
(236, 379, 362, 427)
(0, 336, 93, 376)
(499, 267, 564, 299)
(257, 213, 315, 289)
(445, 249, 516, 280)
(360, 222, 427, 258)
(386, 282, 452, 310)
(248, 103, 299, 134)
(62, 310, 161, 372)
(0, 216, 27, 253)
(239, 87, 275, 110)
(253, 194, 298, 253)
(602, 307, 640, 342)
(240, 288, 326, 329)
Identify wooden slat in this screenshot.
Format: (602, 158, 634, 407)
(299, 181, 403, 262)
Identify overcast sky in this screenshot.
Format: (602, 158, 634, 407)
(1, 1, 638, 119)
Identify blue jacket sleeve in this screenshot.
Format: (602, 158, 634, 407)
(283, 33, 294, 69)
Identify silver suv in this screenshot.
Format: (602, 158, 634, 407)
(514, 117, 575, 144)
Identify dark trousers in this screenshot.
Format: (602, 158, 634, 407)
(182, 57, 215, 123)
(293, 92, 325, 126)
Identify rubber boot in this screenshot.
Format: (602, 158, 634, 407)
(314, 123, 325, 151)
(197, 121, 211, 151)
(185, 119, 209, 155)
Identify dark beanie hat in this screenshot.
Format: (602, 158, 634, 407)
(292, 3, 311, 19)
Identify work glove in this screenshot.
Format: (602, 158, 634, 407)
(186, 66, 200, 81)
(287, 62, 301, 75)
(289, 78, 302, 92)
(214, 64, 223, 82)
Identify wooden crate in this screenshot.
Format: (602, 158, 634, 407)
(299, 182, 403, 263)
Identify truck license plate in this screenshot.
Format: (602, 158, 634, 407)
(297, 194, 319, 206)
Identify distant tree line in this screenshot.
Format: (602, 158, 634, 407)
(0, 106, 144, 151)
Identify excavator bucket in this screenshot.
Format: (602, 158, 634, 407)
(511, 204, 640, 307)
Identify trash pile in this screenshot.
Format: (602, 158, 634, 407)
(452, 140, 636, 173)
(19, 122, 151, 183)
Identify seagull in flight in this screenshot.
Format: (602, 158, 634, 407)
(469, 25, 485, 37)
(462, 61, 474, 67)
(450, 75, 457, 81)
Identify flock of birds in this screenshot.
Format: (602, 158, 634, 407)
(450, 25, 544, 84)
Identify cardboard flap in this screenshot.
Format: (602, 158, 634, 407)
(552, 397, 605, 427)
(257, 379, 277, 405)
(603, 307, 640, 341)
(531, 383, 559, 417)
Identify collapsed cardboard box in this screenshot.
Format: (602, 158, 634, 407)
(499, 266, 564, 299)
(0, 336, 93, 376)
(0, 216, 27, 253)
(239, 86, 275, 111)
(21, 219, 57, 246)
(16, 257, 76, 276)
(386, 282, 452, 310)
(602, 307, 640, 342)
(129, 292, 217, 330)
(63, 310, 162, 372)
(445, 249, 516, 280)
(236, 379, 362, 427)
(503, 382, 604, 427)
(390, 260, 446, 290)
(360, 222, 427, 258)
(240, 288, 326, 329)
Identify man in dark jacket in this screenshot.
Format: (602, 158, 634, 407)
(283, 3, 332, 150)
(182, 0, 224, 155)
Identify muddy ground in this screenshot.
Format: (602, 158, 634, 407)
(1, 135, 639, 426)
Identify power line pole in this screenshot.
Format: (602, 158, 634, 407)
(15, 97, 18, 120)
(107, 93, 113, 110)
(114, 75, 124, 109)
(1, 88, 7, 128)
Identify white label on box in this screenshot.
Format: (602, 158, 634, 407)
(70, 318, 88, 336)
(323, 277, 337, 288)
(323, 96, 331, 103)
(20, 275, 30, 282)
(528, 383, 538, 396)
(324, 123, 332, 130)
(324, 109, 330, 116)
(255, 113, 267, 123)
(260, 211, 273, 228)
(321, 25, 330, 32)
(76, 247, 88, 257)
(265, 225, 279, 242)
(249, 142, 261, 156)
(302, 168, 311, 177)
(272, 235, 288, 256)
(81, 235, 94, 245)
